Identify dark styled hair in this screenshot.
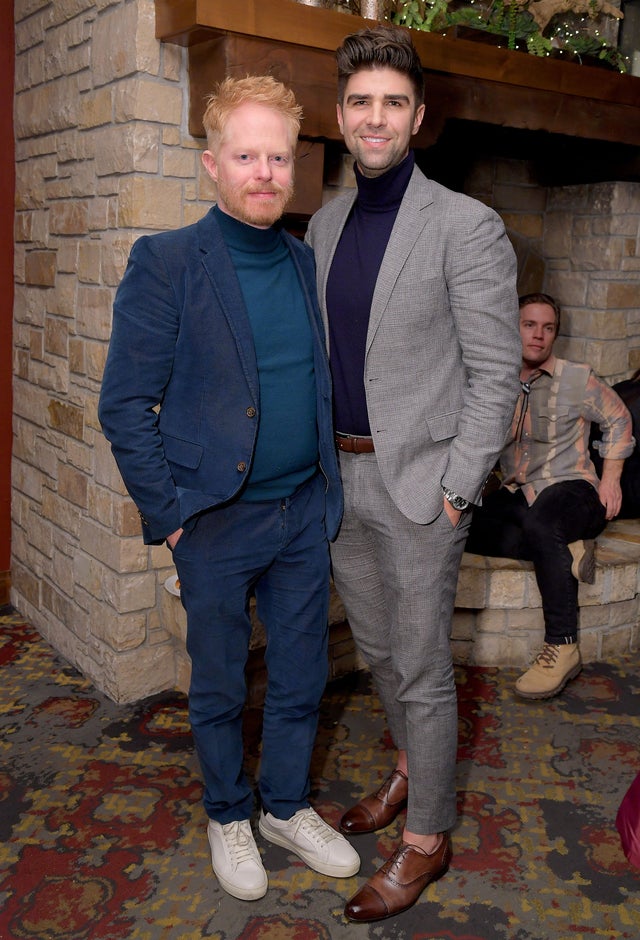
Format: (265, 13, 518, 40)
(519, 292, 561, 335)
(336, 25, 425, 107)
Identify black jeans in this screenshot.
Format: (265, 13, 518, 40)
(466, 481, 607, 643)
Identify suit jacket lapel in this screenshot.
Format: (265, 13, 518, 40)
(197, 209, 260, 401)
(367, 169, 435, 353)
(316, 189, 357, 339)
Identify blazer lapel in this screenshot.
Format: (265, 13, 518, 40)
(197, 210, 260, 400)
(366, 169, 435, 353)
(316, 190, 357, 338)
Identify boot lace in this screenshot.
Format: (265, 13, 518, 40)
(534, 643, 561, 668)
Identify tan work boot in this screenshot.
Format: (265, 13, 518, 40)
(568, 539, 596, 584)
(515, 643, 582, 699)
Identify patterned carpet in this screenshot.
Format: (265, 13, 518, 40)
(1, 603, 639, 940)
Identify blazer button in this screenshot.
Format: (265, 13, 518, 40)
(237, 461, 247, 472)
(246, 407, 256, 418)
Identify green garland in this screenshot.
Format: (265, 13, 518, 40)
(391, 0, 627, 71)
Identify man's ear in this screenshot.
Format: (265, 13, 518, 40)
(336, 102, 344, 136)
(412, 103, 426, 136)
(202, 150, 218, 183)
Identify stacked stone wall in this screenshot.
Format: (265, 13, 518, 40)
(465, 155, 640, 382)
(11, 2, 640, 703)
(543, 183, 640, 382)
(12, 0, 215, 702)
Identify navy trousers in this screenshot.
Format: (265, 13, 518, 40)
(466, 480, 607, 642)
(171, 473, 330, 824)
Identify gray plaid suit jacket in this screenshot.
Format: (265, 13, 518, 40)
(307, 164, 522, 524)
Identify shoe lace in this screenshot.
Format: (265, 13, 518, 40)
(384, 844, 410, 875)
(222, 820, 258, 866)
(376, 775, 394, 800)
(534, 644, 560, 668)
(294, 808, 338, 846)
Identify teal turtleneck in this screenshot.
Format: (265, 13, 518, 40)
(214, 206, 318, 500)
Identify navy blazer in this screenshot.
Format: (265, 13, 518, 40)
(99, 208, 342, 545)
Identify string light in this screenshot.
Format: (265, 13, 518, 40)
(391, 0, 626, 71)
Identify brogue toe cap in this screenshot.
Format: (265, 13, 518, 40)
(340, 804, 377, 834)
(344, 884, 389, 922)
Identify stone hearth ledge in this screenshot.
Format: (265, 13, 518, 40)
(161, 518, 640, 701)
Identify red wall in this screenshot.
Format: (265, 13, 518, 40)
(0, 8, 15, 579)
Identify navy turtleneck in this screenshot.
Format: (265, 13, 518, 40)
(326, 152, 415, 436)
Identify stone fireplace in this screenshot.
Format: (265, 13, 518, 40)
(10, 0, 640, 703)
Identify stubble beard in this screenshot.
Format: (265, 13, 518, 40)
(217, 178, 295, 228)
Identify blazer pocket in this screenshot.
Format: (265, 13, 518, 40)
(162, 432, 203, 470)
(426, 410, 461, 442)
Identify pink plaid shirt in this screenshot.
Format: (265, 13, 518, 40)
(501, 356, 634, 505)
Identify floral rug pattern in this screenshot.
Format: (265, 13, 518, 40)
(0, 604, 639, 939)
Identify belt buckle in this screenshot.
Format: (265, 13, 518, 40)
(336, 433, 373, 454)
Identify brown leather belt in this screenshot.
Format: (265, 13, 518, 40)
(335, 433, 375, 454)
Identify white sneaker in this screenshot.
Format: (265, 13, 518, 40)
(207, 818, 268, 900)
(259, 807, 360, 878)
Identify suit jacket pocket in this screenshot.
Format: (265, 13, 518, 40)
(162, 432, 204, 470)
(426, 410, 461, 443)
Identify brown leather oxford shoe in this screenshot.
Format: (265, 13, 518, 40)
(340, 769, 408, 835)
(344, 834, 451, 923)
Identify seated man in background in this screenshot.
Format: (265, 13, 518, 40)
(466, 292, 634, 700)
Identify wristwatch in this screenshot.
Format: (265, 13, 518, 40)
(442, 486, 470, 512)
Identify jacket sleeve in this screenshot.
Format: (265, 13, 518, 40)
(440, 205, 522, 505)
(98, 236, 183, 544)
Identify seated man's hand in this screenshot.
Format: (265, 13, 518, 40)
(598, 457, 625, 520)
(598, 478, 622, 520)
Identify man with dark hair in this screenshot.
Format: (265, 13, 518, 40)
(99, 75, 359, 903)
(467, 292, 634, 699)
(306, 25, 521, 922)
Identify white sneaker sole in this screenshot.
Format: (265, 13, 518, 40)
(208, 822, 268, 901)
(258, 815, 360, 878)
(212, 867, 267, 901)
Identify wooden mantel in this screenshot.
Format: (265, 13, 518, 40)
(155, 0, 640, 150)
